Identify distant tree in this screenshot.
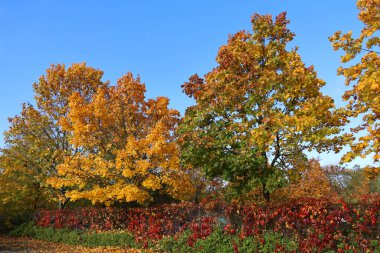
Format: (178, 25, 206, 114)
(323, 164, 352, 196)
(324, 164, 374, 201)
(0, 104, 63, 208)
(285, 160, 339, 200)
(0, 153, 50, 231)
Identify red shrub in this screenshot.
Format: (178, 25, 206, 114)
(33, 195, 380, 252)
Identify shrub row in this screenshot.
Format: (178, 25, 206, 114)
(10, 222, 299, 252)
(32, 196, 380, 252)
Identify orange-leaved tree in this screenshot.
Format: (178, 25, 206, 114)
(330, 0, 380, 168)
(49, 72, 195, 206)
(285, 160, 339, 201)
(179, 13, 346, 202)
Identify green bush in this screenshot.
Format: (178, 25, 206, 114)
(81, 231, 136, 247)
(9, 222, 136, 248)
(10, 222, 82, 244)
(0, 210, 33, 234)
(157, 228, 298, 253)
(158, 230, 193, 252)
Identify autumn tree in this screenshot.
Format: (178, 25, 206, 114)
(0, 104, 67, 209)
(0, 63, 113, 209)
(285, 160, 339, 201)
(330, 0, 380, 167)
(49, 73, 195, 206)
(179, 13, 346, 202)
(330, 165, 373, 200)
(0, 152, 50, 231)
(323, 164, 353, 196)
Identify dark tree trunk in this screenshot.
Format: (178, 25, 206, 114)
(262, 182, 270, 203)
(58, 198, 69, 210)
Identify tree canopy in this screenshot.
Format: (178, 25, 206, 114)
(50, 72, 195, 205)
(330, 0, 380, 167)
(1, 63, 195, 208)
(179, 12, 346, 201)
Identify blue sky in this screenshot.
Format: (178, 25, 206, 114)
(0, 1, 369, 166)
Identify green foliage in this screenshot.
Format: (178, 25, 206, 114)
(158, 230, 194, 252)
(10, 222, 84, 245)
(239, 232, 298, 253)
(0, 209, 33, 234)
(10, 223, 298, 252)
(9, 222, 136, 248)
(179, 12, 345, 201)
(191, 228, 235, 253)
(158, 228, 298, 253)
(81, 231, 136, 248)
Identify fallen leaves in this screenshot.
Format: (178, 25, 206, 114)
(0, 235, 143, 253)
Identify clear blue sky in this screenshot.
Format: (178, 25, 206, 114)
(0, 1, 369, 166)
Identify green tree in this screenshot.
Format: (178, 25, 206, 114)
(179, 13, 346, 202)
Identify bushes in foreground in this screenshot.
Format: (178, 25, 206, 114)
(159, 228, 298, 253)
(10, 223, 298, 252)
(10, 222, 380, 252)
(12, 196, 380, 252)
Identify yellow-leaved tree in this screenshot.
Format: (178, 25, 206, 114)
(0, 63, 107, 226)
(49, 72, 195, 206)
(330, 0, 380, 170)
(0, 104, 60, 210)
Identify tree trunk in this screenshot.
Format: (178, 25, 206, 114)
(259, 149, 270, 203)
(58, 198, 69, 210)
(262, 182, 270, 203)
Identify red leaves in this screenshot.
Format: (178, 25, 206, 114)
(33, 195, 380, 252)
(181, 74, 205, 100)
(188, 217, 215, 246)
(224, 224, 236, 235)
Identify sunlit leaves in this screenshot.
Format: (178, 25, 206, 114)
(1, 63, 195, 209)
(49, 71, 195, 205)
(179, 12, 346, 201)
(330, 0, 380, 167)
(0, 104, 64, 207)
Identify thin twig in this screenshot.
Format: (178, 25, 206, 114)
(361, 48, 380, 54)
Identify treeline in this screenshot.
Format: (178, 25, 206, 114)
(0, 0, 379, 232)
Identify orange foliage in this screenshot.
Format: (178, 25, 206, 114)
(49, 71, 195, 205)
(285, 160, 339, 201)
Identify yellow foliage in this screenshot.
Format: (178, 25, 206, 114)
(285, 160, 339, 201)
(330, 0, 380, 166)
(48, 71, 195, 205)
